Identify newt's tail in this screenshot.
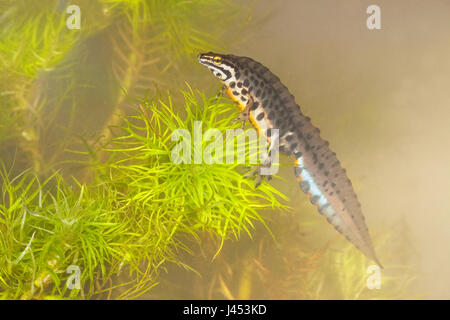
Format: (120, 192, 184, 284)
(293, 152, 382, 268)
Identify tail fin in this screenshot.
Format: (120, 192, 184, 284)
(293, 155, 382, 267)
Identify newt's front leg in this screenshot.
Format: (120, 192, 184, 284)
(216, 84, 226, 98)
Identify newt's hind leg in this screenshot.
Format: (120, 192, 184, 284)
(244, 163, 273, 188)
(245, 128, 279, 188)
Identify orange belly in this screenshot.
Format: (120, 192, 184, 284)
(226, 88, 268, 141)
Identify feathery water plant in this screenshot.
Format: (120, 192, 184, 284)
(0, 167, 134, 299)
(97, 0, 254, 151)
(0, 0, 109, 173)
(0, 0, 251, 174)
(0, 87, 288, 299)
(96, 87, 288, 260)
(0, 165, 161, 299)
(0, 0, 418, 301)
(101, 0, 247, 67)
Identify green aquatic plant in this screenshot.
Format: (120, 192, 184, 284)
(102, 0, 246, 67)
(92, 88, 288, 288)
(97, 0, 253, 154)
(1, 0, 279, 299)
(0, 87, 287, 299)
(92, 88, 288, 299)
(1, 0, 418, 302)
(0, 87, 19, 144)
(0, 0, 109, 173)
(0, 0, 253, 176)
(0, 167, 132, 299)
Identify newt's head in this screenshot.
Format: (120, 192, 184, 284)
(198, 52, 237, 82)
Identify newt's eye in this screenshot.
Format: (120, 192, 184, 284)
(213, 56, 222, 65)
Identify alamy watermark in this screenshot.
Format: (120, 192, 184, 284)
(66, 5, 81, 30)
(366, 264, 382, 290)
(66, 265, 81, 290)
(65, 4, 380, 31)
(170, 121, 279, 175)
(367, 5, 381, 30)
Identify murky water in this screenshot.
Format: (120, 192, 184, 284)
(1, 0, 449, 299)
(235, 0, 450, 299)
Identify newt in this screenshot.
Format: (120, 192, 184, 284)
(198, 52, 381, 267)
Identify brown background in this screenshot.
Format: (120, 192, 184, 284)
(231, 0, 450, 299)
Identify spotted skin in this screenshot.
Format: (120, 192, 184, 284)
(198, 52, 381, 267)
